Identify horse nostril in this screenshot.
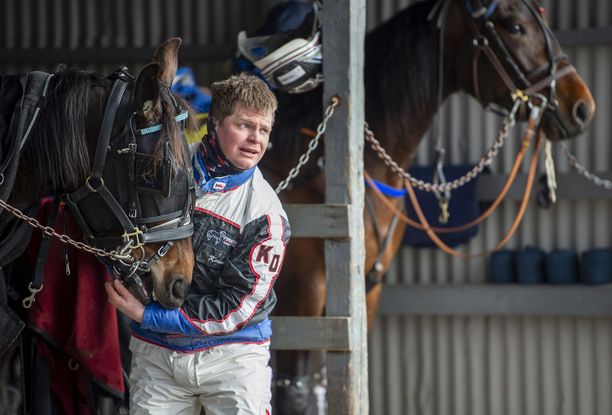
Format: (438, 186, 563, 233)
(572, 100, 592, 127)
(170, 277, 188, 300)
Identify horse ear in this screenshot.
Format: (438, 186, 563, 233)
(134, 62, 162, 124)
(152, 37, 182, 86)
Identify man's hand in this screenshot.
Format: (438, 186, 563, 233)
(105, 279, 145, 323)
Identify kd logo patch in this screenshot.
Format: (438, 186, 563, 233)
(255, 244, 281, 273)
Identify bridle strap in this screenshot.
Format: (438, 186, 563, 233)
(404, 130, 542, 259)
(523, 64, 575, 97)
(63, 77, 140, 246)
(91, 79, 129, 178)
(31, 198, 61, 291)
(364, 100, 546, 259)
(364, 192, 401, 293)
(472, 35, 520, 100)
(364, 121, 532, 234)
(466, 0, 571, 109)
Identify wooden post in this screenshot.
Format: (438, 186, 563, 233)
(322, 1, 368, 414)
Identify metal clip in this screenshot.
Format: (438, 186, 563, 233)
(528, 93, 549, 126)
(85, 176, 104, 192)
(117, 143, 137, 155)
(122, 228, 144, 249)
(433, 147, 451, 224)
(68, 358, 80, 371)
(511, 89, 529, 103)
(508, 98, 522, 125)
(22, 282, 43, 309)
(438, 199, 450, 224)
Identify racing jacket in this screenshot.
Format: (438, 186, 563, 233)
(131, 147, 291, 352)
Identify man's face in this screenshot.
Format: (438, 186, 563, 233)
(215, 102, 273, 170)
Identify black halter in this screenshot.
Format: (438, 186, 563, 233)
(62, 67, 194, 289)
(465, 0, 574, 130)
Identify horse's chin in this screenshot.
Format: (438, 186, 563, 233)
(156, 296, 185, 309)
(154, 282, 186, 309)
(150, 272, 187, 309)
(539, 111, 585, 142)
(126, 276, 184, 308)
(126, 274, 153, 305)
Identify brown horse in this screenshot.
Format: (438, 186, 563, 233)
(0, 37, 198, 413)
(261, 0, 595, 412)
(0, 38, 196, 357)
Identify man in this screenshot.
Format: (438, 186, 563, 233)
(105, 73, 290, 415)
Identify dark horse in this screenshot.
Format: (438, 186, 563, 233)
(260, 0, 595, 412)
(0, 38, 196, 412)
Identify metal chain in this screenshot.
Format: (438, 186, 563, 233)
(559, 143, 612, 190)
(0, 198, 133, 262)
(275, 96, 340, 194)
(364, 113, 516, 193)
(274, 96, 525, 195)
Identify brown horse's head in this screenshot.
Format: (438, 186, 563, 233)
(136, 238, 194, 309)
(453, 0, 595, 140)
(53, 38, 197, 308)
(118, 38, 196, 308)
(15, 39, 196, 309)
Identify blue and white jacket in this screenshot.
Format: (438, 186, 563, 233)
(131, 146, 291, 352)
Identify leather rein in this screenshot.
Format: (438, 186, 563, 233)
(363, 0, 575, 285)
(366, 99, 546, 260)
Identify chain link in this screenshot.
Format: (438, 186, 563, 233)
(0, 198, 133, 262)
(559, 143, 612, 190)
(275, 96, 340, 194)
(274, 96, 525, 194)
(365, 114, 515, 193)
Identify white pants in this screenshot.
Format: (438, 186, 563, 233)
(129, 337, 272, 415)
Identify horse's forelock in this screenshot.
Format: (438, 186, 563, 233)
(149, 94, 197, 175)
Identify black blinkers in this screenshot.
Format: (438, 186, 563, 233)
(63, 67, 194, 274)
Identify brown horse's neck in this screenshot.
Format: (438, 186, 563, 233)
(363, 0, 471, 181)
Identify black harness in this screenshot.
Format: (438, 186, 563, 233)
(62, 67, 195, 300)
(466, 0, 575, 133)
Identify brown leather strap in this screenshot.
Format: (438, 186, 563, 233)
(472, 45, 483, 101)
(404, 131, 543, 259)
(477, 42, 519, 95)
(365, 115, 536, 234)
(523, 64, 575, 97)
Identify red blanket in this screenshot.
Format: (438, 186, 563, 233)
(25, 198, 124, 415)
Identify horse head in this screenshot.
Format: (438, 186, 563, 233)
(444, 0, 595, 140)
(14, 38, 196, 309)
(123, 38, 196, 308)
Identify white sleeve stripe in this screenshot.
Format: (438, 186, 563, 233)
(192, 214, 286, 334)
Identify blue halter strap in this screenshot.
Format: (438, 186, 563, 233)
(365, 177, 407, 198)
(136, 110, 189, 136)
(465, 0, 499, 18)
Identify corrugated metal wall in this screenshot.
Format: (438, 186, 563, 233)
(370, 1, 612, 414)
(2, 1, 611, 414)
(0, 0, 280, 84)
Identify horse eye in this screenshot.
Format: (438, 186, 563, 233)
(510, 23, 525, 34)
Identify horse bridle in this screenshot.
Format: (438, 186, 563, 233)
(63, 67, 195, 299)
(466, 0, 574, 134)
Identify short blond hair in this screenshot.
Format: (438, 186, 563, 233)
(210, 73, 277, 123)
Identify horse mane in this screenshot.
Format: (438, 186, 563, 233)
(269, 0, 440, 165)
(24, 69, 197, 193)
(24, 69, 107, 193)
(156, 92, 198, 173)
(364, 0, 440, 142)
